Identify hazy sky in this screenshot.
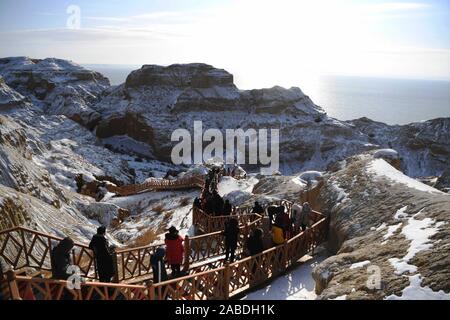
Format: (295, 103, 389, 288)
(1, 0, 449, 88)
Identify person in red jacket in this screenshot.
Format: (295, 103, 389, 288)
(164, 226, 184, 278)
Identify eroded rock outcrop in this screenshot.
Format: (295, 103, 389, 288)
(0, 57, 109, 128)
(312, 154, 450, 299)
(92, 62, 449, 177)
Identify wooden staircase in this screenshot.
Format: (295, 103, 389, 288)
(0, 200, 328, 300)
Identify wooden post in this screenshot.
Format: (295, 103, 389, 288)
(6, 270, 21, 300)
(183, 235, 190, 272)
(111, 250, 119, 283)
(19, 229, 30, 268)
(147, 280, 155, 300)
(223, 262, 230, 300)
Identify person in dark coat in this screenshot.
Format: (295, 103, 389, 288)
(223, 218, 239, 262)
(252, 201, 264, 214)
(164, 226, 184, 278)
(89, 226, 115, 283)
(51, 237, 74, 280)
(223, 199, 232, 215)
(150, 247, 168, 284)
(193, 197, 201, 209)
(246, 228, 264, 256)
(301, 202, 312, 231)
(267, 205, 281, 227)
(204, 193, 214, 215)
(212, 191, 224, 216)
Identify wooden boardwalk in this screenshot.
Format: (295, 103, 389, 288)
(0, 170, 328, 301)
(107, 176, 205, 197)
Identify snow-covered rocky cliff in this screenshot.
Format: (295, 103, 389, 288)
(0, 57, 448, 299)
(1, 57, 448, 177)
(312, 153, 450, 300)
(91, 63, 449, 176)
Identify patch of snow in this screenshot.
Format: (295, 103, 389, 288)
(373, 149, 399, 160)
(331, 181, 350, 204)
(394, 206, 408, 220)
(385, 274, 450, 300)
(242, 254, 326, 300)
(367, 159, 444, 194)
(217, 176, 259, 205)
(382, 222, 403, 243)
(331, 295, 347, 300)
(350, 260, 370, 269)
(402, 217, 444, 262)
(298, 171, 323, 182)
(388, 214, 444, 275)
(180, 165, 208, 178)
(291, 177, 306, 187)
(374, 223, 387, 231)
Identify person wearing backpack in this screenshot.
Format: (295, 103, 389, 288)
(150, 247, 168, 283)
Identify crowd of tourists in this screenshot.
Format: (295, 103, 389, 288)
(2, 167, 315, 300)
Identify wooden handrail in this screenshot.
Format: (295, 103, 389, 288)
(150, 215, 328, 300)
(109, 175, 205, 197)
(0, 226, 96, 280)
(1, 198, 328, 300)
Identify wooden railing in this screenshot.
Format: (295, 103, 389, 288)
(192, 207, 261, 234)
(108, 175, 205, 197)
(0, 226, 97, 280)
(4, 270, 150, 300)
(0, 211, 262, 283)
(1, 200, 328, 300)
(148, 211, 328, 300)
(193, 199, 292, 234)
(115, 211, 263, 282)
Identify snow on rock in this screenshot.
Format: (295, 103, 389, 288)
(107, 189, 198, 244)
(331, 295, 347, 300)
(314, 154, 450, 300)
(381, 222, 403, 243)
(76, 201, 126, 228)
(0, 77, 29, 110)
(349, 260, 370, 269)
(372, 222, 386, 231)
(394, 206, 409, 219)
(292, 171, 323, 187)
(0, 185, 99, 244)
(386, 274, 450, 300)
(373, 149, 399, 160)
(218, 176, 259, 205)
(179, 164, 208, 178)
(298, 171, 323, 182)
(0, 57, 110, 128)
(367, 159, 444, 194)
(331, 181, 350, 206)
(388, 213, 445, 275)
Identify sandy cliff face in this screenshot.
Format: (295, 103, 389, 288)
(312, 154, 450, 299)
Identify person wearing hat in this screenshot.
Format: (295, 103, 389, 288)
(164, 226, 184, 278)
(89, 226, 115, 283)
(51, 237, 75, 280)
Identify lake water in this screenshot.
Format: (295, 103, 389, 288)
(85, 64, 450, 125)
